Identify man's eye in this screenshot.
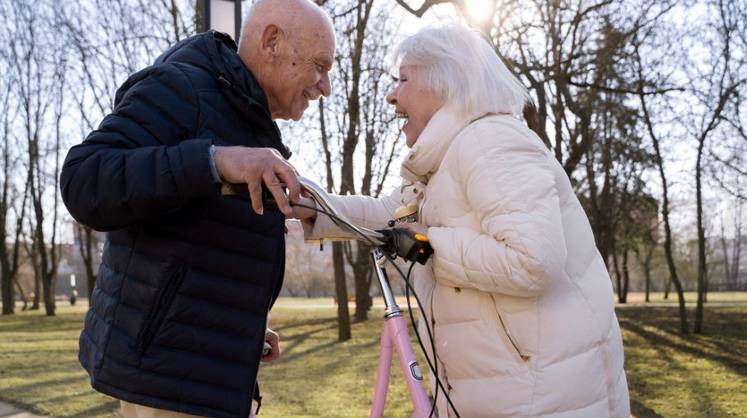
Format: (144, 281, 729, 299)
(316, 64, 324, 72)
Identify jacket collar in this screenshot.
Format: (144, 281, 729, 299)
(400, 107, 472, 184)
(155, 32, 291, 158)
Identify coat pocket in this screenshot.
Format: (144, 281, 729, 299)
(495, 309, 531, 361)
(136, 260, 187, 354)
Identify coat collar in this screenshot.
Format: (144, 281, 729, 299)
(400, 107, 472, 184)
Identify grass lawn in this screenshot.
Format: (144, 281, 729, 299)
(1, 293, 745, 417)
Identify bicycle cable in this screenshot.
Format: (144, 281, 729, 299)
(291, 203, 462, 418)
(382, 251, 461, 418)
(404, 260, 438, 417)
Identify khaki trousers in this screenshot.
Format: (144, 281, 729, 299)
(120, 401, 205, 418)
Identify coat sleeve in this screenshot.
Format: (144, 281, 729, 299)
(427, 124, 568, 297)
(60, 64, 220, 231)
(302, 188, 402, 242)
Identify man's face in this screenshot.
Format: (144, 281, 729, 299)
(269, 29, 335, 121)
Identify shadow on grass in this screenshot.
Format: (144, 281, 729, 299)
(275, 316, 337, 333)
(619, 306, 747, 417)
(618, 307, 747, 378)
(631, 399, 665, 418)
(280, 323, 338, 357)
(2, 375, 84, 398)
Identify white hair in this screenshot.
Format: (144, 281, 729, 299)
(394, 23, 530, 118)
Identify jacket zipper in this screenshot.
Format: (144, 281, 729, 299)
(137, 263, 187, 353)
(496, 309, 531, 361)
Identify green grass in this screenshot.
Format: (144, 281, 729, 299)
(619, 304, 747, 418)
(1, 294, 746, 417)
(0, 304, 119, 417)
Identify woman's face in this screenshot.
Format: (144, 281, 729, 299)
(386, 65, 443, 147)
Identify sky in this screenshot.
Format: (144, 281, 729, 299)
(36, 0, 746, 244)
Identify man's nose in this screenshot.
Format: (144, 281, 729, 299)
(319, 72, 332, 97)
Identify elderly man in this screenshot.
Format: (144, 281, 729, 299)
(59, 1, 335, 417)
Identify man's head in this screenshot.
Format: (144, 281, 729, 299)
(238, 0, 335, 121)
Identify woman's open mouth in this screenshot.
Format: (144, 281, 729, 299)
(396, 111, 409, 130)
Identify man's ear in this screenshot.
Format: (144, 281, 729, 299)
(260, 24, 283, 59)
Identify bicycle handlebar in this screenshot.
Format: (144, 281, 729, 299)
(298, 176, 433, 265)
(298, 176, 387, 246)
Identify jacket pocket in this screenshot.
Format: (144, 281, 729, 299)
(137, 261, 187, 354)
(495, 309, 531, 361)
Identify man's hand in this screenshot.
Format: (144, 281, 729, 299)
(261, 328, 280, 362)
(213, 146, 300, 216)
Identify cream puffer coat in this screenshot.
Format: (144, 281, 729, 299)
(304, 108, 630, 417)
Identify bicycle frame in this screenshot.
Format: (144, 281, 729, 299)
(298, 176, 432, 418)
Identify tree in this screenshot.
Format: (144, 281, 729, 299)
(316, 0, 402, 331)
(689, 0, 746, 333)
(633, 40, 689, 332)
(4, 1, 70, 315)
(0, 39, 29, 314)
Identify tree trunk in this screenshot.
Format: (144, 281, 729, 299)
(1, 265, 13, 314)
(636, 62, 688, 333)
(29, 274, 42, 311)
(644, 247, 654, 303)
(14, 279, 27, 311)
(353, 243, 372, 322)
(635, 245, 654, 303)
(332, 242, 351, 341)
(611, 243, 622, 303)
(75, 223, 98, 300)
(319, 97, 351, 340)
(694, 140, 707, 333)
(620, 248, 630, 304)
(43, 274, 56, 316)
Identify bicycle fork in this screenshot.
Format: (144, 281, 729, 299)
(369, 248, 431, 418)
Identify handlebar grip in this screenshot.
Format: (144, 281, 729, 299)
(377, 228, 434, 265)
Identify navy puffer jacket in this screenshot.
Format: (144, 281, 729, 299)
(60, 32, 288, 418)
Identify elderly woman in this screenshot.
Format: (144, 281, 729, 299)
(294, 23, 629, 417)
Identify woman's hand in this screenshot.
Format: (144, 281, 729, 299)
(289, 196, 317, 220)
(396, 222, 428, 237)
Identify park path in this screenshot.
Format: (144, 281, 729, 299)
(0, 401, 46, 418)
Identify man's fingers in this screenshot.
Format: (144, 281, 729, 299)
(262, 330, 280, 362)
(263, 171, 291, 216)
(246, 177, 264, 215)
(276, 163, 301, 204)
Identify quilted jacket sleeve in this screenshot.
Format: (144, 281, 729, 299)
(428, 122, 567, 297)
(60, 64, 220, 231)
(302, 189, 402, 242)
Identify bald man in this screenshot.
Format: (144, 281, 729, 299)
(60, 1, 335, 417)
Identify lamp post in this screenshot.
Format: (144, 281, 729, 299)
(198, 0, 242, 42)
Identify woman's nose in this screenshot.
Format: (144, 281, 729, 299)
(386, 90, 396, 105)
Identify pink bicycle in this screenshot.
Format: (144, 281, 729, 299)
(296, 177, 461, 418)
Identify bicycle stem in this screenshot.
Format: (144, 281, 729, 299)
(371, 247, 402, 319)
